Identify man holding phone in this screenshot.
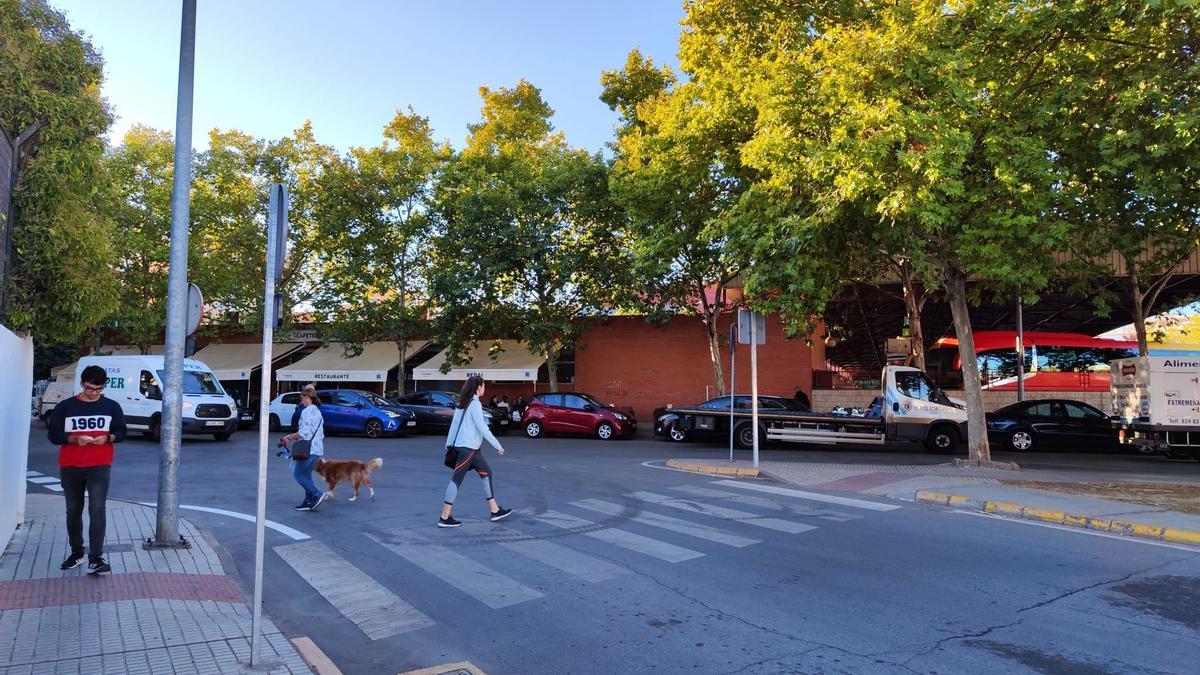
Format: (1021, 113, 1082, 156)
(46, 364, 127, 575)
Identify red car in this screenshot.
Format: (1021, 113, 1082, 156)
(521, 393, 637, 440)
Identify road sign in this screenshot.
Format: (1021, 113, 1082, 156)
(185, 283, 203, 337)
(737, 309, 765, 345)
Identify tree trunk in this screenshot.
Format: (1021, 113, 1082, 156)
(899, 262, 926, 370)
(396, 338, 408, 395)
(1127, 264, 1150, 356)
(546, 347, 559, 392)
(943, 266, 990, 462)
(705, 313, 727, 397)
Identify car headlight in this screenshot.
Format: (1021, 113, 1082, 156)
(384, 411, 400, 418)
(613, 413, 627, 421)
(182, 402, 193, 411)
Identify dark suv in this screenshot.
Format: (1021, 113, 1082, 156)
(521, 393, 636, 440)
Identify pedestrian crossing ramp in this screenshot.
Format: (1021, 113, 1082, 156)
(273, 481, 899, 640)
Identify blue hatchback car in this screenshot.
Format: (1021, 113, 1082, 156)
(315, 389, 418, 438)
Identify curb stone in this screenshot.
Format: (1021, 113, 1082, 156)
(666, 459, 760, 478)
(915, 489, 1200, 545)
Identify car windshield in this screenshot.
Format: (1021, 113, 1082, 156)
(158, 370, 224, 395)
(360, 392, 390, 407)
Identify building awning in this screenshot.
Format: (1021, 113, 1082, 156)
(191, 342, 304, 381)
(413, 340, 544, 382)
(277, 341, 426, 383)
(50, 345, 165, 382)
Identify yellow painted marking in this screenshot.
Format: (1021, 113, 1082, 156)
(291, 637, 342, 675)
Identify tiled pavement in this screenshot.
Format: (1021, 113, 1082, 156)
(0, 496, 313, 675)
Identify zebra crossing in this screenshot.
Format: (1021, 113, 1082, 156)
(274, 480, 896, 640)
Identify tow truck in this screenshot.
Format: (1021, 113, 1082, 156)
(656, 366, 968, 453)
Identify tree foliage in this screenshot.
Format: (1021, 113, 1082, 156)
(0, 0, 118, 341)
(430, 81, 623, 390)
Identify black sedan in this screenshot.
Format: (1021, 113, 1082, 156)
(654, 395, 811, 448)
(985, 399, 1118, 452)
(389, 390, 511, 435)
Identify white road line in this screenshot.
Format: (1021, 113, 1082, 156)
(44, 484, 63, 492)
(536, 509, 703, 563)
(628, 491, 816, 534)
(27, 476, 60, 484)
(136, 501, 310, 541)
(25, 471, 43, 478)
(275, 540, 434, 639)
(950, 509, 1200, 553)
(669, 485, 859, 522)
(711, 480, 901, 512)
(368, 531, 543, 610)
(571, 499, 761, 548)
(494, 526, 628, 583)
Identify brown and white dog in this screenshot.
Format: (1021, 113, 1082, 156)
(314, 457, 382, 502)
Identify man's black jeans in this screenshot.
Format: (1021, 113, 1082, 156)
(60, 465, 111, 557)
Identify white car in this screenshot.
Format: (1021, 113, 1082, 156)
(268, 392, 303, 431)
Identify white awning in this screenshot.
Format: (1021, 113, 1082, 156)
(191, 342, 304, 381)
(413, 340, 544, 382)
(50, 345, 164, 382)
(276, 341, 426, 383)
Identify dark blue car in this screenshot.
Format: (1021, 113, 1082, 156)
(315, 389, 418, 438)
(985, 399, 1118, 452)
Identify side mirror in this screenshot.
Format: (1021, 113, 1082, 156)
(146, 385, 162, 401)
(583, 404, 596, 412)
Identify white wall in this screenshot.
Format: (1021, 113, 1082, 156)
(0, 325, 33, 550)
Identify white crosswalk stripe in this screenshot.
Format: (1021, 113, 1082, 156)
(274, 540, 434, 640)
(494, 525, 628, 582)
(669, 485, 859, 522)
(27, 477, 60, 485)
(627, 491, 816, 534)
(367, 530, 544, 609)
(571, 499, 762, 548)
(535, 509, 703, 563)
(711, 480, 901, 511)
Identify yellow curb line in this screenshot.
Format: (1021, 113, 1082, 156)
(666, 458, 760, 478)
(915, 490, 1200, 546)
(291, 637, 342, 675)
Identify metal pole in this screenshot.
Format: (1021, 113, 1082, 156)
(751, 315, 759, 469)
(728, 323, 736, 462)
(251, 187, 282, 667)
(155, 0, 197, 546)
(1015, 288, 1025, 402)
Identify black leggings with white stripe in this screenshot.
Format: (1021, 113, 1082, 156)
(443, 448, 493, 506)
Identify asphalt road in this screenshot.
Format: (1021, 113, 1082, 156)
(24, 423, 1200, 674)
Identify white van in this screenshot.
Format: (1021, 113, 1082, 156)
(74, 355, 239, 441)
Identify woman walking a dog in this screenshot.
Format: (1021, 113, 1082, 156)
(439, 375, 511, 528)
(282, 389, 326, 512)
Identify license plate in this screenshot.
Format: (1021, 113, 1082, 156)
(500, 420, 509, 425)
(406, 421, 417, 426)
(205, 421, 224, 427)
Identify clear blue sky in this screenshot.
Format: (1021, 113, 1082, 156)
(51, 0, 685, 154)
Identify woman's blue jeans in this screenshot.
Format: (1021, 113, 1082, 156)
(291, 455, 321, 500)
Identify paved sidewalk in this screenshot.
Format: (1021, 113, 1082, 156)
(0, 495, 314, 674)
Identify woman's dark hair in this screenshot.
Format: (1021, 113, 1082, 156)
(80, 365, 107, 386)
(456, 375, 485, 409)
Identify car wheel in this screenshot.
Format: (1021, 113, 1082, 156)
(268, 414, 281, 432)
(365, 419, 383, 439)
(596, 422, 615, 440)
(926, 425, 960, 454)
(734, 423, 758, 449)
(525, 420, 543, 438)
(1008, 429, 1034, 452)
(213, 432, 232, 442)
(1135, 444, 1158, 456)
(667, 423, 688, 443)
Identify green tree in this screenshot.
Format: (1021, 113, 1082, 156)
(0, 0, 118, 341)
(312, 108, 445, 391)
(602, 50, 752, 396)
(96, 125, 175, 353)
(430, 81, 623, 390)
(689, 0, 1079, 461)
(1049, 0, 1200, 356)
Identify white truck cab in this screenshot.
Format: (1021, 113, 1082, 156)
(74, 355, 239, 441)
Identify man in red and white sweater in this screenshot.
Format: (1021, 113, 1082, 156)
(46, 364, 127, 575)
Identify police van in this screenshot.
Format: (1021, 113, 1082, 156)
(74, 355, 239, 441)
